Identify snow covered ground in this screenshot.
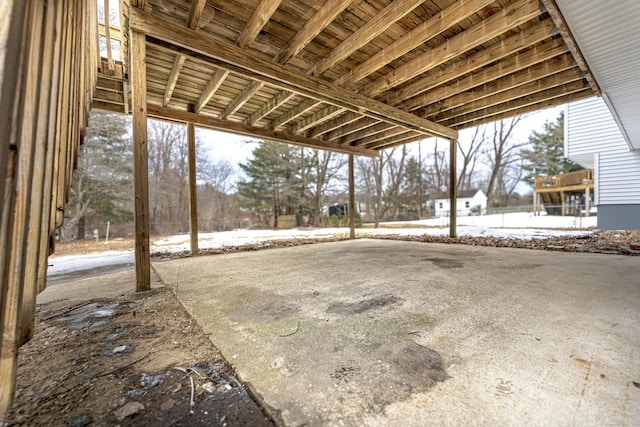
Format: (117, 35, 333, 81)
(47, 213, 597, 281)
(152, 212, 596, 253)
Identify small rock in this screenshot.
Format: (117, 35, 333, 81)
(113, 401, 145, 422)
(112, 345, 128, 354)
(160, 398, 177, 411)
(202, 382, 216, 393)
(67, 414, 92, 427)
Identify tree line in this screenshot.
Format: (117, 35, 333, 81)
(62, 111, 574, 240)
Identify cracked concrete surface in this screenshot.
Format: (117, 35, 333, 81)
(153, 239, 640, 426)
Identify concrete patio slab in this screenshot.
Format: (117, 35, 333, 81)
(153, 239, 640, 426)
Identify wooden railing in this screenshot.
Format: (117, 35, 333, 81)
(534, 169, 593, 191)
(97, 0, 128, 77)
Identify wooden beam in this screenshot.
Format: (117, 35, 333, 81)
(441, 81, 589, 128)
(148, 105, 378, 156)
(434, 69, 584, 123)
(246, 90, 294, 125)
(187, 0, 207, 30)
(354, 126, 408, 147)
(195, 68, 229, 113)
(346, 122, 397, 145)
(130, 9, 457, 139)
(21, 0, 58, 346)
(270, 98, 318, 130)
(326, 117, 377, 141)
(187, 122, 198, 255)
(348, 154, 355, 239)
(402, 37, 568, 112)
(540, 0, 601, 95)
(363, 0, 543, 97)
(449, 138, 457, 238)
(221, 80, 262, 120)
(237, 0, 282, 49)
(389, 18, 557, 105)
(310, 0, 426, 77)
(421, 55, 579, 119)
(308, 111, 360, 138)
(365, 131, 420, 150)
(163, 53, 185, 106)
(452, 89, 592, 130)
(131, 30, 151, 292)
(273, 0, 353, 65)
(337, 0, 495, 86)
(291, 105, 342, 134)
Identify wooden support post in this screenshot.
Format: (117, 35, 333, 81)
(187, 122, 199, 255)
(560, 191, 566, 216)
(0, 0, 44, 416)
(533, 191, 538, 216)
(131, 29, 151, 291)
(449, 138, 457, 238)
(585, 187, 590, 217)
(348, 153, 356, 240)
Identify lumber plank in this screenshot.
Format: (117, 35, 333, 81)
(163, 54, 186, 106)
(148, 106, 378, 157)
(187, 122, 198, 255)
(363, 0, 542, 97)
(131, 30, 151, 292)
(195, 68, 229, 113)
(187, 0, 207, 30)
(237, 0, 282, 48)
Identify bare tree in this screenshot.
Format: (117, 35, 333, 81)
(303, 149, 346, 226)
(484, 117, 527, 205)
(457, 126, 486, 192)
(358, 145, 408, 227)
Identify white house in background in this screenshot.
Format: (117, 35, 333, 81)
(565, 97, 640, 229)
(434, 189, 487, 217)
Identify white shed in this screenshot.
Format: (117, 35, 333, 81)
(434, 189, 487, 217)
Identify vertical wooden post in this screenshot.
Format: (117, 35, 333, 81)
(449, 138, 457, 238)
(0, 0, 43, 416)
(560, 191, 566, 216)
(348, 153, 355, 239)
(20, 0, 58, 346)
(584, 187, 590, 217)
(131, 29, 150, 291)
(187, 122, 199, 255)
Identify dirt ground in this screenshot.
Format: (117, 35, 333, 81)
(5, 273, 274, 427)
(4, 228, 639, 426)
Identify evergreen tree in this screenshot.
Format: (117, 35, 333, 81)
(237, 141, 304, 227)
(61, 111, 133, 240)
(399, 156, 426, 217)
(521, 112, 579, 186)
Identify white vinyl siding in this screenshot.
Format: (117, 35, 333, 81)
(566, 97, 640, 205)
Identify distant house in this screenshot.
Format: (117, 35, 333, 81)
(433, 189, 487, 217)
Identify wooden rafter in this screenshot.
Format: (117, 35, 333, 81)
(125, 10, 451, 139)
(456, 89, 592, 129)
(270, 98, 318, 130)
(540, 0, 601, 95)
(440, 80, 589, 127)
(342, 122, 396, 145)
(402, 36, 567, 112)
(246, 90, 295, 125)
(389, 18, 556, 105)
(272, 0, 430, 137)
(195, 68, 229, 113)
(433, 68, 584, 123)
(273, 0, 353, 65)
(148, 106, 378, 156)
(163, 54, 185, 106)
(187, 0, 207, 30)
(326, 117, 378, 141)
(220, 80, 263, 119)
(357, 127, 413, 148)
(237, 0, 282, 49)
(366, 131, 421, 150)
(336, 0, 495, 86)
(308, 111, 361, 138)
(309, 0, 426, 77)
(363, 0, 542, 97)
(290, 105, 342, 134)
(420, 55, 579, 119)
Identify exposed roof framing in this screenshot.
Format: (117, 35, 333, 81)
(93, 0, 600, 155)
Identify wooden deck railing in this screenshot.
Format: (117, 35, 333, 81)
(534, 169, 593, 191)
